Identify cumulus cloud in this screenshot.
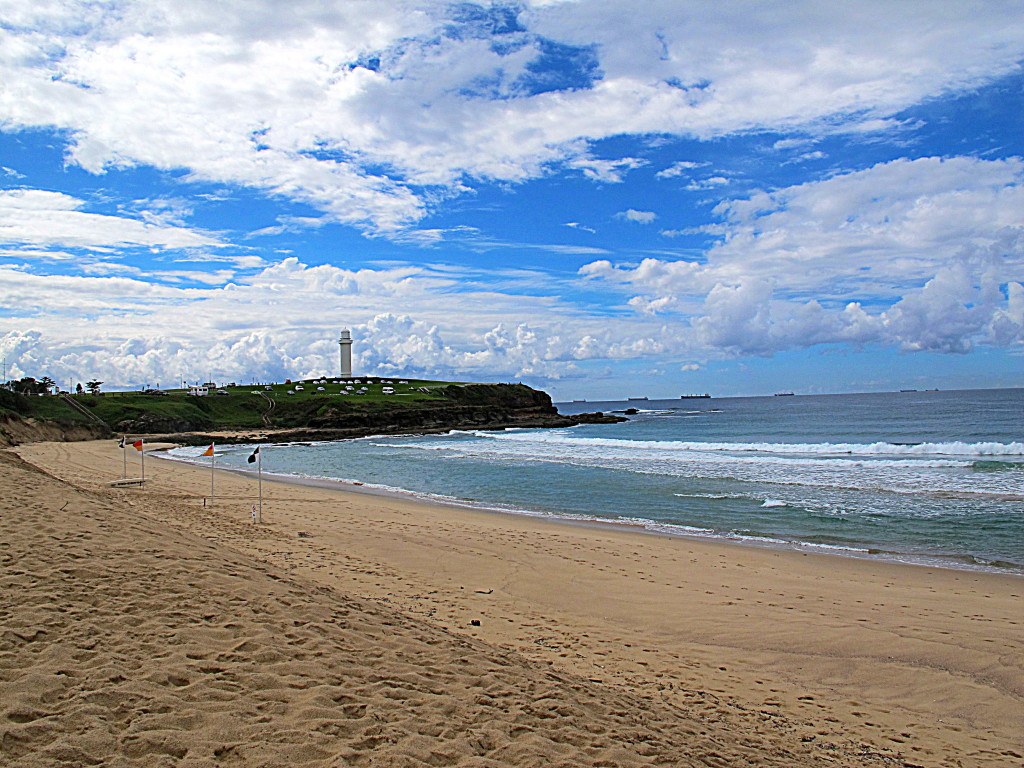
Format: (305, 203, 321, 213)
(581, 156, 1024, 355)
(616, 208, 657, 224)
(0, 257, 667, 386)
(2, 1, 1022, 235)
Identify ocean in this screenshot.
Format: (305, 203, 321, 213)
(167, 388, 1024, 574)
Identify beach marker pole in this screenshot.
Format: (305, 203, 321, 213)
(202, 442, 215, 505)
(141, 438, 145, 482)
(121, 436, 127, 479)
(247, 445, 262, 523)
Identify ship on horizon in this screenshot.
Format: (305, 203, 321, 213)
(680, 393, 710, 399)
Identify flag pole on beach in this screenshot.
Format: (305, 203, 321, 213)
(202, 442, 215, 505)
(119, 436, 127, 478)
(133, 438, 145, 481)
(248, 445, 262, 523)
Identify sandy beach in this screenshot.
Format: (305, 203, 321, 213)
(4, 439, 1022, 767)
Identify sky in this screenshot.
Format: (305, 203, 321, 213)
(1, 0, 1023, 401)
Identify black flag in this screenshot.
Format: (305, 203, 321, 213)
(248, 446, 260, 463)
(118, 436, 125, 448)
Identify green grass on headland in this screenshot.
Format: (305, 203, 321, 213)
(7, 377, 507, 432)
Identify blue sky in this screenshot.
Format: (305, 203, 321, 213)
(1, 1, 1023, 400)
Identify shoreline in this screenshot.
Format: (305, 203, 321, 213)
(157, 442, 1024, 578)
(11, 439, 1024, 766)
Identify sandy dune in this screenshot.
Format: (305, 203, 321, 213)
(4, 440, 1022, 766)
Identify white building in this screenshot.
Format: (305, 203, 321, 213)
(339, 329, 353, 378)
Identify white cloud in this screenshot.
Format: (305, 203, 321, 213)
(2, 1, 1022, 235)
(616, 208, 657, 224)
(0, 188, 224, 251)
(565, 221, 596, 233)
(0, 257, 667, 386)
(656, 160, 707, 179)
(772, 138, 814, 151)
(580, 156, 1024, 355)
(685, 176, 730, 191)
(567, 156, 646, 183)
(707, 156, 1024, 298)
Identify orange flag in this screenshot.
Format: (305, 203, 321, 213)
(133, 439, 144, 451)
(202, 443, 214, 457)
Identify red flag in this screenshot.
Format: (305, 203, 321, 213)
(202, 443, 214, 457)
(133, 439, 144, 451)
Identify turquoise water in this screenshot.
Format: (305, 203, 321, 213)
(168, 388, 1024, 574)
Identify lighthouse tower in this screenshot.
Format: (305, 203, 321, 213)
(338, 329, 353, 379)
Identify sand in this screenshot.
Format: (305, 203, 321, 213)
(3, 440, 1022, 767)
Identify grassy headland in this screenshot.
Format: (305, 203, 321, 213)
(1, 378, 617, 445)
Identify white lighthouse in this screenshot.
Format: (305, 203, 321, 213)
(339, 329, 353, 379)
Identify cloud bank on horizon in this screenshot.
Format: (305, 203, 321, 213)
(1, 0, 1022, 397)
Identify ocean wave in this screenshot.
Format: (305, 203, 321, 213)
(396, 439, 977, 469)
(972, 460, 1024, 472)
(464, 432, 1024, 457)
(673, 492, 748, 500)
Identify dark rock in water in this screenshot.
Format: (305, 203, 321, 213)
(570, 411, 629, 424)
(623, 408, 639, 415)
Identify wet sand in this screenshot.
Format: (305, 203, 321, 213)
(4, 439, 1022, 767)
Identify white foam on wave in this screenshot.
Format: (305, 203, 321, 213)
(674, 492, 748, 500)
(761, 498, 789, 508)
(464, 431, 1024, 457)
(394, 437, 976, 470)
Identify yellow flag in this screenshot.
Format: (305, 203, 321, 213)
(202, 443, 214, 457)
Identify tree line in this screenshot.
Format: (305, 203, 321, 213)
(3, 377, 103, 395)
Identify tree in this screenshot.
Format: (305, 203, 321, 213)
(15, 377, 42, 395)
(86, 380, 103, 395)
(39, 376, 56, 394)
(76, 383, 83, 395)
